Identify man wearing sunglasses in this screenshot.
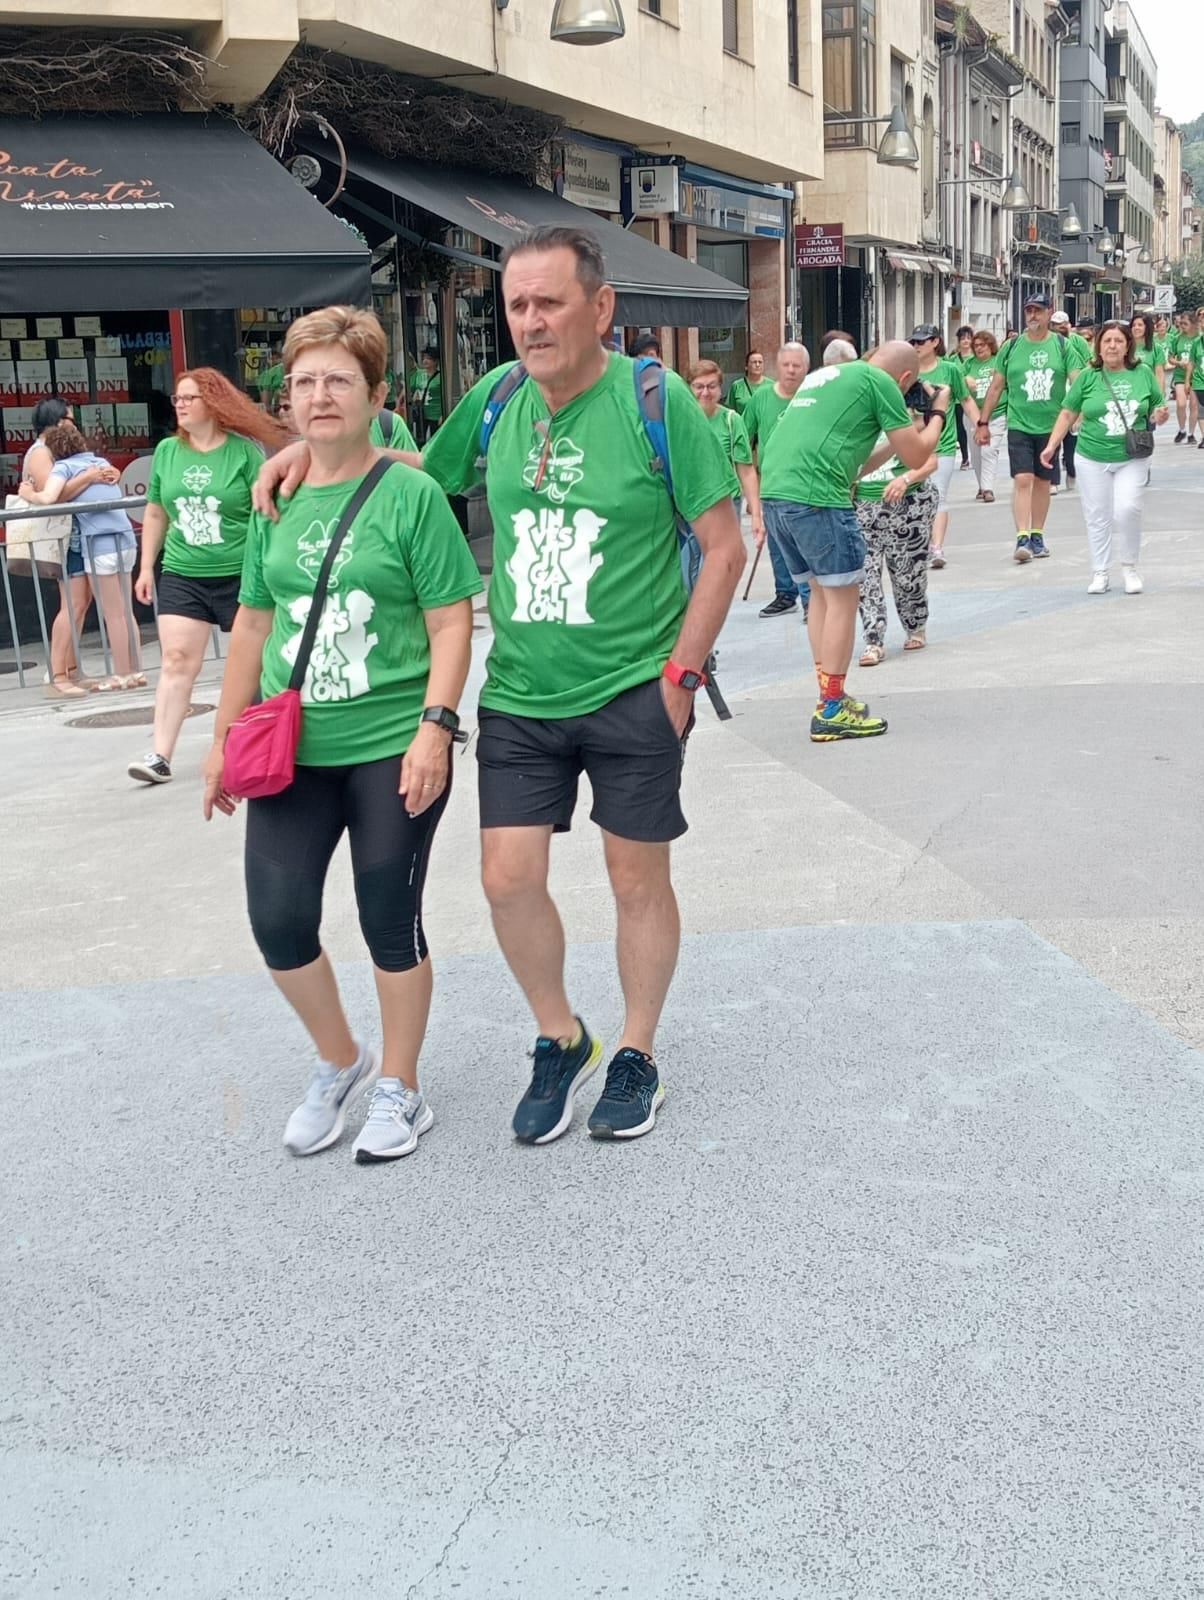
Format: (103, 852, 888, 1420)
(257, 227, 743, 1146)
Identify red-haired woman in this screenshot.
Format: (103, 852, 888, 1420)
(129, 368, 286, 785)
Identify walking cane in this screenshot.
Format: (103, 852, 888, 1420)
(741, 539, 763, 602)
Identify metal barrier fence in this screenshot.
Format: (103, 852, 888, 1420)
(0, 496, 223, 694)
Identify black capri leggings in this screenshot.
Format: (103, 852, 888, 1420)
(244, 754, 450, 973)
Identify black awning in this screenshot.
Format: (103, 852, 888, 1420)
(0, 115, 371, 314)
(329, 145, 750, 327)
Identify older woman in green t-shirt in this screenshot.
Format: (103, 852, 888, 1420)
(204, 306, 483, 1166)
(1041, 320, 1168, 595)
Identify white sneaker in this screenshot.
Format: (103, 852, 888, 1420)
(283, 1045, 379, 1156)
(353, 1079, 434, 1163)
(1122, 567, 1143, 594)
(1087, 572, 1110, 595)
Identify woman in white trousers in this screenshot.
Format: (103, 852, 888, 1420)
(1041, 320, 1168, 594)
(964, 330, 1008, 502)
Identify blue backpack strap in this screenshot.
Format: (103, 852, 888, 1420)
(633, 355, 675, 504)
(476, 362, 529, 468)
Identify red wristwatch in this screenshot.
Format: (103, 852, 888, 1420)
(663, 660, 709, 691)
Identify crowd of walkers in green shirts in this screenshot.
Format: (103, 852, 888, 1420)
(80, 222, 1197, 1167)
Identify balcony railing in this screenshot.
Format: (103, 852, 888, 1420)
(970, 251, 1000, 277)
(1013, 209, 1062, 251)
(969, 143, 1005, 178)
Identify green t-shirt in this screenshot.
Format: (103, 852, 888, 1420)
(964, 355, 1006, 421)
(1166, 331, 1191, 374)
(423, 353, 732, 720)
(855, 443, 917, 504)
(919, 357, 969, 456)
(370, 409, 419, 452)
(1064, 332, 1093, 374)
(705, 405, 750, 495)
(238, 463, 483, 767)
(148, 433, 265, 579)
(743, 384, 794, 453)
(1063, 363, 1164, 464)
(726, 376, 765, 418)
(409, 370, 444, 423)
(1151, 338, 1169, 372)
(1191, 337, 1204, 392)
(996, 333, 1073, 435)
(759, 361, 912, 508)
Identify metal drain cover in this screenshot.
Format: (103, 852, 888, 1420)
(68, 702, 215, 730)
(0, 660, 37, 676)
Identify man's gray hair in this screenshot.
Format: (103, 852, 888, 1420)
(500, 226, 607, 294)
(823, 339, 858, 365)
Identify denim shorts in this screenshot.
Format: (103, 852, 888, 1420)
(762, 501, 866, 587)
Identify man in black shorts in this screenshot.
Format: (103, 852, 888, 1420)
(975, 294, 1084, 562)
(421, 227, 744, 1142)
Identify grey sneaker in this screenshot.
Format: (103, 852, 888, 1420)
(282, 1046, 379, 1157)
(129, 752, 172, 784)
(353, 1079, 435, 1164)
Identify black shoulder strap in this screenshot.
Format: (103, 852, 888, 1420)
(288, 458, 392, 694)
(377, 407, 394, 439)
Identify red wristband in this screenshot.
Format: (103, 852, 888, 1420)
(664, 660, 708, 691)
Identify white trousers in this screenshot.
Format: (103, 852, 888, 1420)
(969, 414, 1008, 494)
(1074, 454, 1149, 571)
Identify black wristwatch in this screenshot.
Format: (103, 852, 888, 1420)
(422, 705, 467, 743)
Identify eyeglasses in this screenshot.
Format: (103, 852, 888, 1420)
(283, 371, 366, 398)
(171, 394, 200, 407)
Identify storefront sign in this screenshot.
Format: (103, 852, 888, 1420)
(0, 146, 171, 209)
(1153, 283, 1175, 311)
(626, 164, 681, 217)
(559, 145, 623, 213)
(677, 181, 785, 239)
(795, 224, 845, 270)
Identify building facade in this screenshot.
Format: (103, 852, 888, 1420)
(801, 0, 946, 349)
(1057, 0, 1110, 318)
(0, 3, 825, 392)
(1153, 113, 1183, 272)
(1102, 0, 1157, 312)
(936, 0, 1025, 339)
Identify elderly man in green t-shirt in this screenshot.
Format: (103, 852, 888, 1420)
(256, 226, 745, 1148)
(759, 343, 949, 741)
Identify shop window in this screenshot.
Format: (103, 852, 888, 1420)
(0, 309, 175, 503)
(696, 240, 749, 390)
(823, 0, 877, 148)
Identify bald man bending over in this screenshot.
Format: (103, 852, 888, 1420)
(759, 342, 949, 741)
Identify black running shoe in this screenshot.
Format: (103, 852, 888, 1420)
(128, 753, 172, 785)
(512, 1019, 602, 1144)
(1174, 431, 1186, 443)
(588, 1049, 665, 1140)
(759, 594, 798, 618)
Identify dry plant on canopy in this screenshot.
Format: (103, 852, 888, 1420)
(245, 46, 564, 185)
(0, 29, 212, 114)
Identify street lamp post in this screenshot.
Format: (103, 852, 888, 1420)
(822, 105, 920, 167)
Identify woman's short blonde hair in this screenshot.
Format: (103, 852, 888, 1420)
(282, 306, 388, 390)
(689, 359, 723, 384)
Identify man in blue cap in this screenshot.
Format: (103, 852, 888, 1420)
(975, 293, 1086, 562)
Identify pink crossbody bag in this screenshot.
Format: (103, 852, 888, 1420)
(223, 460, 391, 799)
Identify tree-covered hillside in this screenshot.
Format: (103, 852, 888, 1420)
(1181, 112, 1204, 198)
